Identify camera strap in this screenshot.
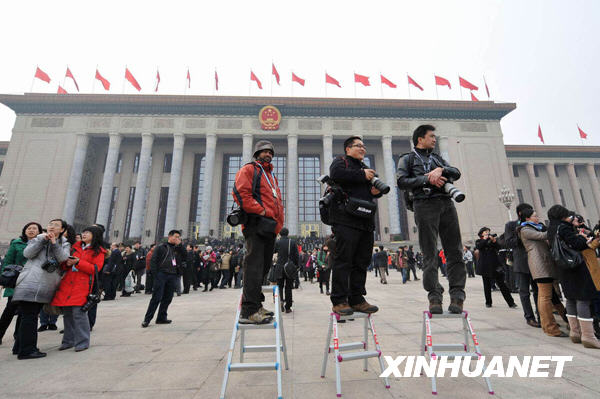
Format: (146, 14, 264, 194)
(256, 162, 278, 199)
(88, 265, 99, 296)
(412, 149, 433, 173)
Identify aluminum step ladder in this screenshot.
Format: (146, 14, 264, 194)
(421, 310, 494, 395)
(220, 285, 289, 399)
(321, 312, 390, 397)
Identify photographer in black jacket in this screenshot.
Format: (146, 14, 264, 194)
(397, 125, 466, 314)
(328, 136, 383, 316)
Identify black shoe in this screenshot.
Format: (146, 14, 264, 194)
(429, 299, 443, 314)
(526, 319, 541, 328)
(48, 324, 58, 331)
(59, 330, 64, 334)
(176, 293, 181, 296)
(285, 308, 292, 313)
(326, 291, 330, 296)
(203, 288, 208, 292)
(448, 298, 464, 314)
(18, 351, 47, 360)
(37, 325, 48, 332)
(486, 304, 492, 308)
(209, 287, 214, 291)
(509, 303, 518, 309)
(193, 287, 198, 291)
(415, 278, 420, 281)
(156, 319, 172, 324)
(141, 321, 149, 328)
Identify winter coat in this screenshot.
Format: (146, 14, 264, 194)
(373, 251, 388, 268)
(220, 253, 232, 271)
(273, 237, 300, 280)
(517, 225, 557, 280)
(1, 238, 28, 297)
(12, 234, 71, 304)
(504, 220, 530, 274)
(233, 160, 284, 235)
(475, 238, 501, 278)
(51, 241, 107, 307)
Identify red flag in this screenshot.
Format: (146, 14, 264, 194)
(125, 68, 141, 91)
(538, 124, 545, 144)
(95, 69, 110, 90)
(154, 69, 160, 92)
(272, 63, 280, 85)
(354, 73, 370, 86)
(483, 75, 490, 98)
(65, 67, 79, 92)
(34, 67, 51, 83)
(578, 125, 588, 139)
(325, 73, 341, 88)
(407, 75, 423, 91)
(435, 75, 451, 89)
(57, 86, 67, 94)
(292, 72, 305, 86)
(186, 68, 191, 88)
(215, 70, 219, 91)
(380, 74, 397, 88)
(470, 92, 479, 101)
(459, 76, 478, 91)
(250, 71, 262, 89)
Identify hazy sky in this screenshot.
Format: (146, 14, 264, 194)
(0, 0, 598, 145)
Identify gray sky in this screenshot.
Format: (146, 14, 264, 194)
(0, 0, 598, 145)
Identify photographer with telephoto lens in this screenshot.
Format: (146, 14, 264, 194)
(397, 125, 466, 314)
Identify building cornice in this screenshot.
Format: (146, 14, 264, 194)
(505, 144, 600, 159)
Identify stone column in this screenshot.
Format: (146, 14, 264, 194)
(545, 163, 562, 204)
(63, 134, 89, 223)
(586, 163, 600, 215)
(242, 133, 253, 163)
(129, 133, 154, 238)
(287, 134, 299, 236)
(438, 136, 450, 162)
(567, 163, 585, 215)
(322, 134, 333, 235)
(382, 135, 400, 235)
(198, 134, 217, 237)
(525, 163, 543, 212)
(95, 133, 122, 227)
(164, 133, 185, 234)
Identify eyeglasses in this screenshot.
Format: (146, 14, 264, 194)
(351, 144, 366, 149)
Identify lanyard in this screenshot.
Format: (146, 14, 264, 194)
(412, 149, 433, 173)
(256, 162, 278, 199)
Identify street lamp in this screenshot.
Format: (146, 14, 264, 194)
(498, 185, 515, 220)
(0, 186, 8, 207)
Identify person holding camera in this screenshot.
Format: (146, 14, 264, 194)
(397, 125, 466, 314)
(51, 226, 106, 352)
(327, 136, 383, 316)
(232, 140, 284, 324)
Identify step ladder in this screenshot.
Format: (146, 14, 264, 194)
(421, 310, 494, 395)
(220, 285, 289, 399)
(321, 312, 390, 397)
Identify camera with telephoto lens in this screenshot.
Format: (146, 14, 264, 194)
(370, 175, 390, 194)
(443, 182, 465, 202)
(81, 293, 101, 312)
(226, 207, 248, 227)
(41, 258, 58, 273)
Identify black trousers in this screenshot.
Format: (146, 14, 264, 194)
(117, 268, 127, 291)
(241, 228, 276, 318)
(0, 296, 18, 342)
(515, 272, 539, 321)
(414, 198, 466, 302)
(219, 270, 230, 288)
(144, 271, 178, 323)
(330, 224, 374, 306)
(135, 269, 145, 292)
(466, 261, 475, 277)
(482, 270, 516, 306)
(277, 276, 294, 310)
(102, 272, 118, 299)
(145, 270, 153, 294)
(15, 301, 42, 356)
(183, 267, 198, 293)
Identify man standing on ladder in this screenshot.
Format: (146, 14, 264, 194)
(233, 140, 284, 324)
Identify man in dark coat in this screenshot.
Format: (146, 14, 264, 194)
(102, 243, 121, 300)
(273, 228, 299, 312)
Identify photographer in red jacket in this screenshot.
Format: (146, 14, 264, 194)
(232, 141, 284, 324)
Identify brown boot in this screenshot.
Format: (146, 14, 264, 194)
(448, 298, 464, 314)
(429, 299, 443, 314)
(332, 303, 354, 316)
(579, 318, 600, 349)
(537, 283, 565, 337)
(351, 301, 379, 314)
(567, 315, 581, 343)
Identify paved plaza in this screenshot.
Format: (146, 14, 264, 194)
(1, 271, 599, 399)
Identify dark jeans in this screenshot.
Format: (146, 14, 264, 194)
(414, 198, 466, 302)
(183, 267, 198, 293)
(241, 228, 276, 318)
(219, 270, 230, 288)
(15, 301, 42, 356)
(515, 272, 539, 321)
(482, 271, 516, 306)
(102, 272, 118, 299)
(143, 271, 178, 323)
(277, 276, 294, 310)
(465, 261, 475, 277)
(0, 296, 18, 342)
(407, 263, 418, 280)
(135, 269, 145, 292)
(330, 224, 374, 306)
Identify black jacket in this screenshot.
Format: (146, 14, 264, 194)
(475, 238, 501, 277)
(328, 155, 381, 231)
(273, 237, 299, 281)
(104, 249, 122, 274)
(396, 148, 461, 200)
(150, 242, 185, 275)
(504, 220, 529, 274)
(373, 250, 388, 268)
(134, 247, 147, 271)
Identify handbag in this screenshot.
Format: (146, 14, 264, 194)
(284, 239, 298, 279)
(551, 233, 583, 270)
(0, 264, 23, 288)
(345, 197, 377, 219)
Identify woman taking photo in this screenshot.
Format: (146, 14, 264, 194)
(12, 219, 70, 359)
(518, 209, 567, 337)
(51, 225, 106, 352)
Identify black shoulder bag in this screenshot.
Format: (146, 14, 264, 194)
(551, 233, 583, 271)
(82, 265, 101, 312)
(284, 239, 298, 279)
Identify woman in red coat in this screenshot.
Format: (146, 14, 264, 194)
(51, 226, 106, 352)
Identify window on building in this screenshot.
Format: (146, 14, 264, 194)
(533, 165, 539, 177)
(512, 165, 519, 177)
(219, 156, 244, 227)
(105, 187, 119, 241)
(516, 189, 524, 204)
(163, 153, 173, 173)
(559, 189, 566, 206)
(271, 156, 287, 209)
(116, 153, 123, 174)
(538, 189, 545, 208)
(0, 161, 3, 176)
(189, 155, 206, 226)
(133, 152, 140, 173)
(580, 189, 586, 207)
(0, 148, 7, 155)
(298, 156, 321, 222)
(554, 165, 560, 177)
(155, 187, 169, 241)
(123, 187, 136, 238)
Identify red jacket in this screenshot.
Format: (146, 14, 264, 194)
(233, 160, 284, 234)
(51, 242, 107, 307)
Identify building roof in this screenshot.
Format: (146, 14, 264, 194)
(0, 93, 516, 120)
(505, 145, 600, 159)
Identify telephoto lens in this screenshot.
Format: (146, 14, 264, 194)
(443, 183, 465, 202)
(370, 177, 391, 194)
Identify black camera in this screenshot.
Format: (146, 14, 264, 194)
(82, 293, 101, 312)
(41, 258, 58, 273)
(226, 208, 248, 227)
(370, 175, 390, 194)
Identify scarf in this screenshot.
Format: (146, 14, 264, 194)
(520, 221, 544, 231)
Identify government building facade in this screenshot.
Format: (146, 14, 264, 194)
(0, 93, 597, 247)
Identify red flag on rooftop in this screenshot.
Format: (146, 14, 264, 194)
(250, 71, 262, 89)
(459, 76, 478, 91)
(125, 68, 141, 91)
(471, 92, 479, 101)
(65, 67, 79, 92)
(578, 125, 588, 139)
(95, 69, 110, 90)
(186, 68, 191, 88)
(538, 124, 545, 144)
(380, 74, 396, 88)
(354, 73, 370, 86)
(325, 73, 341, 88)
(34, 67, 51, 83)
(154, 69, 160, 92)
(435, 75, 451, 89)
(215, 70, 219, 91)
(292, 72, 305, 86)
(407, 75, 423, 91)
(57, 85, 67, 94)
(272, 63, 280, 85)
(483, 75, 490, 98)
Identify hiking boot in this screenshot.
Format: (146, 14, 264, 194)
(332, 303, 354, 316)
(429, 299, 443, 314)
(239, 312, 273, 325)
(351, 301, 379, 314)
(259, 307, 274, 317)
(448, 298, 464, 314)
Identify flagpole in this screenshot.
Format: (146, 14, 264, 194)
(291, 73, 294, 97)
(92, 64, 97, 94)
(458, 75, 462, 100)
(434, 75, 439, 100)
(122, 65, 126, 94)
(30, 65, 36, 92)
(406, 73, 411, 99)
(353, 71, 357, 98)
(325, 70, 328, 97)
(185, 66, 188, 95)
(62, 66, 67, 90)
(213, 68, 216, 96)
(379, 71, 383, 99)
(270, 60, 273, 97)
(248, 69, 251, 96)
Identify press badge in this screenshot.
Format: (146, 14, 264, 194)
(172, 257, 177, 267)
